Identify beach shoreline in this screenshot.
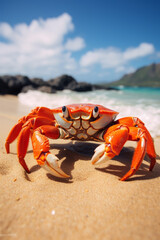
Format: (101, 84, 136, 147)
(0, 95, 160, 240)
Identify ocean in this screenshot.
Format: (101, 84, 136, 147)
(18, 87, 160, 138)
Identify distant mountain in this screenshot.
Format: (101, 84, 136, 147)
(108, 63, 160, 88)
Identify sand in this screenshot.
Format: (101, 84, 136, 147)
(0, 95, 160, 240)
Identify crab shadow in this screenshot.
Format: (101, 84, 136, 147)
(96, 147, 160, 181)
(47, 141, 98, 182)
(25, 141, 160, 182)
(48, 141, 160, 182)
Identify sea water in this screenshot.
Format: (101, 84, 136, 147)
(18, 87, 160, 137)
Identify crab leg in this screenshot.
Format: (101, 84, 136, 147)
(136, 122, 156, 170)
(31, 125, 69, 178)
(92, 124, 150, 181)
(28, 107, 55, 120)
(120, 127, 147, 181)
(116, 117, 156, 171)
(8, 117, 56, 173)
(17, 125, 31, 173)
(5, 117, 26, 153)
(5, 107, 55, 154)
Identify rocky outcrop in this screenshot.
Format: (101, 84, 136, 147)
(21, 85, 56, 94)
(71, 82, 92, 92)
(0, 74, 118, 95)
(47, 75, 77, 90)
(21, 85, 36, 93)
(30, 78, 45, 87)
(0, 77, 9, 94)
(37, 86, 56, 94)
(0, 75, 32, 95)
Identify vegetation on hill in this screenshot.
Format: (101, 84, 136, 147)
(106, 63, 160, 88)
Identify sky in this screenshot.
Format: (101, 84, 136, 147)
(0, 0, 160, 83)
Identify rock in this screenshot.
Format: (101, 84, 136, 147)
(21, 85, 37, 93)
(71, 82, 93, 92)
(48, 74, 77, 90)
(21, 85, 56, 94)
(30, 78, 45, 87)
(0, 75, 32, 95)
(0, 77, 9, 94)
(37, 86, 56, 94)
(93, 84, 119, 91)
(0, 73, 119, 95)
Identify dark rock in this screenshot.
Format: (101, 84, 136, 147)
(93, 84, 119, 91)
(38, 86, 56, 94)
(48, 74, 77, 90)
(30, 78, 46, 87)
(0, 77, 9, 94)
(0, 75, 32, 95)
(21, 85, 37, 93)
(0, 73, 119, 95)
(71, 82, 93, 92)
(21, 85, 56, 94)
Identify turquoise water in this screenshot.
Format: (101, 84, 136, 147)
(18, 87, 160, 137)
(115, 87, 160, 106)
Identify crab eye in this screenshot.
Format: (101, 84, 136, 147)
(93, 106, 99, 118)
(62, 106, 69, 118)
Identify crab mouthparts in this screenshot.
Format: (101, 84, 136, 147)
(70, 111, 91, 120)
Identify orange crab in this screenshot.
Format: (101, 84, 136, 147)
(5, 103, 156, 181)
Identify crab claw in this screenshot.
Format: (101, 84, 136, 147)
(91, 143, 111, 165)
(40, 153, 70, 178)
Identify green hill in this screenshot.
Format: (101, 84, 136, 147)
(108, 63, 160, 88)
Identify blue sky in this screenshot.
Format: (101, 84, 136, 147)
(0, 0, 160, 83)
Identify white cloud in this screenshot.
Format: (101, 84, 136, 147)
(0, 14, 74, 46)
(80, 47, 123, 68)
(0, 13, 85, 77)
(65, 37, 85, 51)
(123, 43, 154, 60)
(80, 43, 155, 71)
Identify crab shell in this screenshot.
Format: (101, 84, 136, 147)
(52, 104, 118, 140)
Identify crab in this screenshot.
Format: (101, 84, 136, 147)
(5, 103, 156, 181)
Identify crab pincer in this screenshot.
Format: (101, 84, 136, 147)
(37, 153, 70, 178)
(91, 143, 111, 165)
(31, 126, 70, 178)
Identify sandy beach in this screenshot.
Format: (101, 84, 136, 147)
(0, 95, 160, 240)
